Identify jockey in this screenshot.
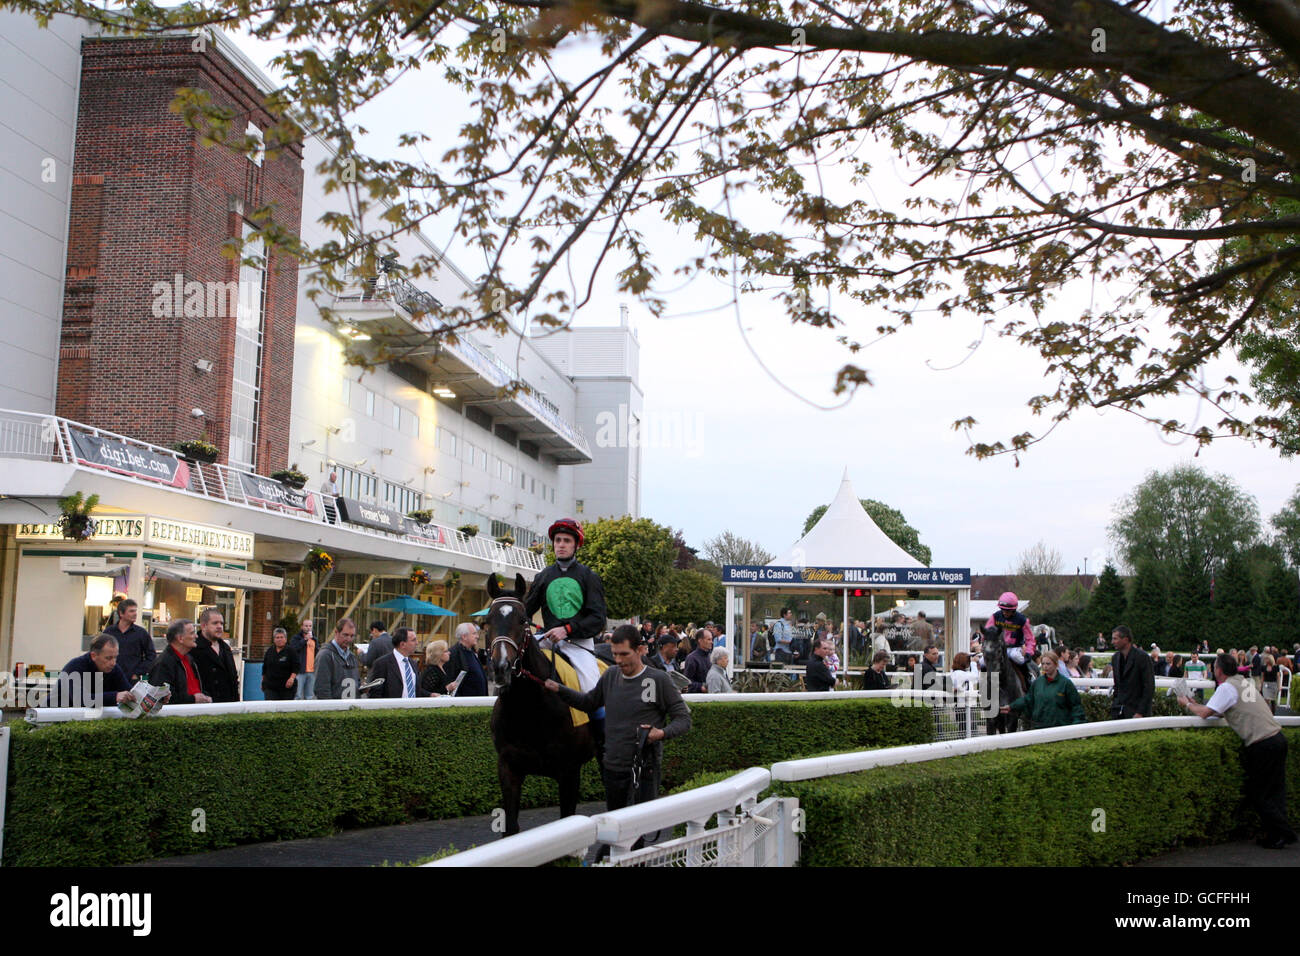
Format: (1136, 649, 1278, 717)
(523, 518, 607, 695)
(985, 591, 1036, 666)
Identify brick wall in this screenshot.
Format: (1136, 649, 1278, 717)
(56, 36, 304, 473)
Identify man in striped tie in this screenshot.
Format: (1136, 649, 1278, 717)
(367, 626, 421, 698)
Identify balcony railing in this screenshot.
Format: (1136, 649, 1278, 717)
(0, 408, 545, 573)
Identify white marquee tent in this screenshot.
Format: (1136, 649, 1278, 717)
(723, 471, 972, 671)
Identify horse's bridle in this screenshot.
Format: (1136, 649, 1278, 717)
(488, 597, 548, 686)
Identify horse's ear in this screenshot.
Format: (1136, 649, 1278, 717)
(486, 574, 501, 600)
(514, 573, 527, 597)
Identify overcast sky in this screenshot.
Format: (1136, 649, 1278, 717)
(232, 25, 1300, 575)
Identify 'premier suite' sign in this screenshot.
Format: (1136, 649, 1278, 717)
(335, 497, 447, 545)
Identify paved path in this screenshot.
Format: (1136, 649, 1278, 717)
(138, 808, 1296, 867)
(1135, 839, 1298, 867)
(135, 802, 607, 867)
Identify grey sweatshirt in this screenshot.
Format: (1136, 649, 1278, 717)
(556, 664, 692, 772)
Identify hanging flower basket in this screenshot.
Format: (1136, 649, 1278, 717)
(272, 468, 309, 489)
(410, 566, 431, 586)
(458, 524, 479, 537)
(306, 547, 334, 573)
(172, 439, 219, 464)
(57, 492, 100, 541)
(496, 534, 515, 547)
(529, 541, 545, 555)
(408, 509, 433, 524)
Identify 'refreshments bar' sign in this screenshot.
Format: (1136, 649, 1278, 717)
(67, 431, 190, 488)
(722, 566, 972, 586)
(335, 497, 447, 545)
(236, 471, 316, 514)
(146, 517, 254, 559)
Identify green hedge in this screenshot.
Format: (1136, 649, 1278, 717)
(2, 698, 930, 866)
(773, 728, 1300, 866)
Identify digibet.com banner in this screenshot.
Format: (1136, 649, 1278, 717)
(67, 430, 190, 488)
(722, 566, 971, 586)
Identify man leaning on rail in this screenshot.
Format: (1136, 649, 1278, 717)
(1178, 652, 1298, 850)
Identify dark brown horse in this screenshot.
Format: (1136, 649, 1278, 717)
(485, 573, 596, 836)
(982, 626, 1030, 734)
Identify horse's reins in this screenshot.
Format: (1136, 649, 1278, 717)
(488, 597, 555, 687)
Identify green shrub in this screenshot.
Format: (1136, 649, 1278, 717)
(2, 698, 928, 866)
(773, 728, 1300, 866)
(1076, 688, 1184, 722)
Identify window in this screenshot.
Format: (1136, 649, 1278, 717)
(384, 481, 421, 514)
(479, 448, 488, 471)
(550, 487, 555, 504)
(520, 471, 527, 491)
(339, 466, 377, 501)
(340, 379, 351, 405)
(437, 426, 456, 457)
(530, 477, 536, 495)
(247, 122, 264, 167)
(392, 403, 401, 429)
(228, 223, 266, 471)
(502, 462, 513, 483)
(463, 442, 476, 466)
(365, 389, 375, 418)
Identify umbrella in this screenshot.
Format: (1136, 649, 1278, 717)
(371, 597, 456, 616)
(471, 607, 490, 617)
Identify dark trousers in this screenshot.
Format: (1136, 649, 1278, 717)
(594, 763, 662, 857)
(773, 649, 792, 664)
(1241, 732, 1297, 842)
(602, 763, 660, 812)
(263, 684, 296, 701)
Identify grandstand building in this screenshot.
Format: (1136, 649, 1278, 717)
(0, 14, 641, 680)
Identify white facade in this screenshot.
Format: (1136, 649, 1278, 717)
(0, 12, 87, 414)
(531, 322, 643, 521)
(289, 137, 640, 546)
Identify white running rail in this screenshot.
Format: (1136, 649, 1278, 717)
(431, 715, 1300, 866)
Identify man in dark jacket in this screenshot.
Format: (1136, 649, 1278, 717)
(806, 637, 837, 692)
(919, 643, 941, 689)
(682, 628, 713, 692)
(261, 627, 299, 700)
(362, 621, 392, 668)
(105, 598, 155, 684)
(445, 622, 487, 696)
(57, 633, 135, 708)
(1110, 625, 1154, 718)
(149, 619, 211, 704)
(190, 608, 240, 703)
(367, 627, 420, 698)
(649, 634, 679, 673)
